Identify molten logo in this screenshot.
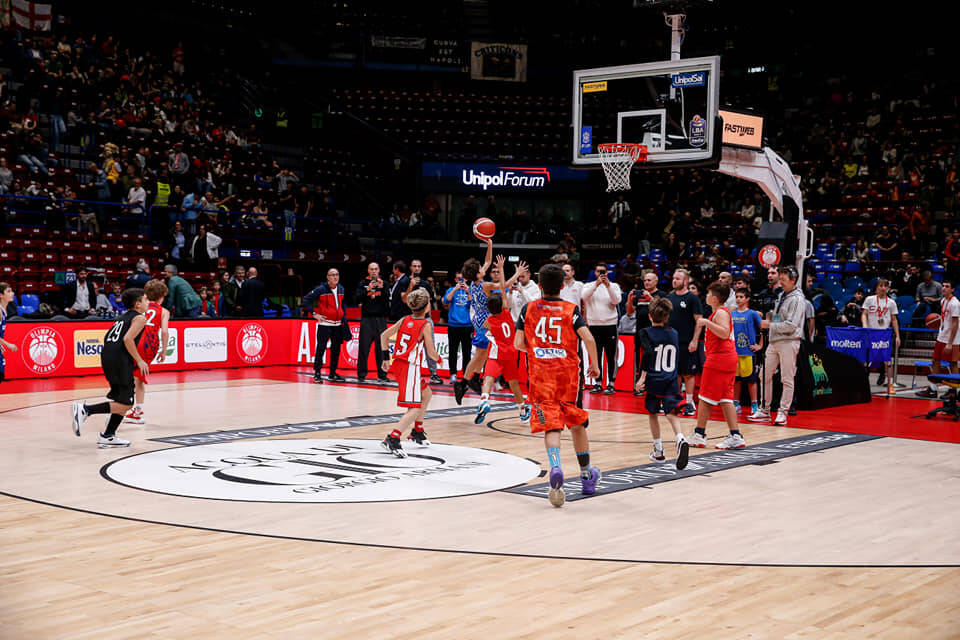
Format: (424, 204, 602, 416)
(461, 167, 550, 191)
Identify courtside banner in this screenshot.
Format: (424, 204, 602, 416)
(1, 318, 641, 388)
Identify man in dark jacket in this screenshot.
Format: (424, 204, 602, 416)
(302, 268, 351, 383)
(222, 265, 245, 316)
(125, 259, 152, 289)
(388, 260, 409, 322)
(236, 267, 266, 317)
(63, 267, 97, 317)
(355, 261, 389, 382)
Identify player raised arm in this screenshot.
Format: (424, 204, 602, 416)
(124, 314, 150, 378)
(477, 237, 494, 279)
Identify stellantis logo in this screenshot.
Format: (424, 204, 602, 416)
(462, 167, 551, 191)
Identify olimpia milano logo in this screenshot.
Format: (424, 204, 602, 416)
(102, 439, 541, 503)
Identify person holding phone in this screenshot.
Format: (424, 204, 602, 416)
(356, 262, 389, 382)
(626, 270, 668, 394)
(444, 271, 473, 384)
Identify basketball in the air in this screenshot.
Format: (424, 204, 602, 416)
(473, 217, 496, 240)
(926, 313, 940, 330)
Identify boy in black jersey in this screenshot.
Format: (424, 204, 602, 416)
(71, 288, 150, 448)
(636, 297, 689, 470)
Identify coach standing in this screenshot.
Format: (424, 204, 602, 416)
(303, 268, 351, 384)
(751, 266, 806, 426)
(355, 262, 389, 382)
(582, 263, 622, 394)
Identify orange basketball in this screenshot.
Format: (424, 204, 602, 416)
(926, 313, 940, 330)
(473, 217, 496, 240)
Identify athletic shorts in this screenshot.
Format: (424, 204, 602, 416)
(529, 400, 589, 434)
(736, 355, 758, 382)
(484, 354, 519, 382)
(471, 329, 490, 350)
(388, 358, 428, 408)
(644, 377, 684, 415)
(699, 366, 736, 406)
(933, 340, 958, 363)
(103, 355, 135, 406)
(677, 342, 702, 376)
(133, 342, 160, 383)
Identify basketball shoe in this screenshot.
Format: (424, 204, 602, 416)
(519, 404, 531, 424)
(474, 400, 491, 424)
(453, 379, 468, 404)
(676, 434, 690, 470)
(467, 374, 483, 394)
(687, 431, 708, 448)
(407, 428, 430, 446)
(548, 467, 565, 507)
(748, 408, 771, 422)
(715, 433, 746, 449)
(681, 403, 696, 417)
(773, 412, 788, 426)
(381, 431, 407, 458)
(124, 406, 145, 424)
(649, 445, 666, 463)
(97, 434, 130, 448)
(580, 466, 601, 495)
(71, 402, 88, 436)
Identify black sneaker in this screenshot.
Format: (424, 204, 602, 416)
(681, 403, 696, 417)
(328, 373, 345, 382)
(453, 379, 468, 404)
(313, 373, 323, 383)
(381, 433, 407, 458)
(467, 375, 483, 394)
(603, 385, 615, 395)
(940, 389, 956, 400)
(429, 374, 443, 385)
(590, 384, 603, 394)
(788, 407, 797, 416)
(407, 428, 431, 446)
(876, 374, 886, 386)
(916, 388, 939, 398)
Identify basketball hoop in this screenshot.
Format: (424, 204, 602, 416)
(598, 143, 647, 192)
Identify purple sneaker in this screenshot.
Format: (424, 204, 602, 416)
(548, 467, 565, 507)
(580, 465, 602, 496)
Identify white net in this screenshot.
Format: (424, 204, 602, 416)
(598, 143, 646, 192)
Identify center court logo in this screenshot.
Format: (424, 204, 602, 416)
(22, 326, 65, 374)
(102, 439, 540, 503)
(236, 323, 269, 364)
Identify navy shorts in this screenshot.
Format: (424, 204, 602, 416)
(677, 342, 703, 376)
(471, 329, 490, 349)
(645, 377, 684, 415)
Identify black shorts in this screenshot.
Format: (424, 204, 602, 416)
(103, 355, 135, 406)
(645, 377, 684, 415)
(677, 342, 702, 377)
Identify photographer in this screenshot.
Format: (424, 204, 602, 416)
(355, 262, 389, 382)
(443, 271, 473, 383)
(626, 270, 668, 394)
(582, 263, 623, 394)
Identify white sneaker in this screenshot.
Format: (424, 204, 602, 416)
(124, 407, 145, 424)
(649, 446, 666, 463)
(774, 412, 788, 426)
(748, 408, 771, 423)
(97, 434, 131, 448)
(687, 432, 708, 448)
(71, 402, 87, 436)
(715, 433, 746, 449)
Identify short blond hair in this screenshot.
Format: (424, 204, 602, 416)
(406, 289, 430, 314)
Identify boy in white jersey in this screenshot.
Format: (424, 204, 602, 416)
(861, 278, 901, 387)
(918, 279, 959, 397)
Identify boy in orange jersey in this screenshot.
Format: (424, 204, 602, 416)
(475, 255, 531, 424)
(124, 279, 170, 424)
(379, 289, 441, 457)
(514, 263, 601, 507)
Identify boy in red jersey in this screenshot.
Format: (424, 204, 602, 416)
(124, 279, 170, 424)
(687, 281, 745, 450)
(380, 289, 441, 457)
(515, 263, 601, 507)
(475, 256, 530, 425)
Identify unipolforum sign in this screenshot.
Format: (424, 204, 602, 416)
(422, 162, 588, 194)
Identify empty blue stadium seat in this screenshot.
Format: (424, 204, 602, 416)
(18, 293, 39, 314)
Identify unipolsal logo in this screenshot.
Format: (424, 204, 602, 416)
(102, 439, 541, 503)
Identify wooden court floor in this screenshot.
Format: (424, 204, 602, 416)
(1, 369, 958, 639)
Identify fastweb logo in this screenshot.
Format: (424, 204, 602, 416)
(461, 167, 551, 191)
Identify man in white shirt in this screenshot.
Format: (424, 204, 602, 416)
(125, 178, 147, 215)
(582, 263, 623, 394)
(918, 279, 959, 397)
(559, 263, 583, 309)
(861, 278, 901, 387)
(508, 267, 541, 323)
(718, 271, 737, 309)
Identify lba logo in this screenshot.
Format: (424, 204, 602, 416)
(21, 326, 66, 374)
(236, 323, 269, 364)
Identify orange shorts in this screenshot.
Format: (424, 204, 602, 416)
(529, 401, 589, 433)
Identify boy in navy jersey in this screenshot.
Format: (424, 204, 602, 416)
(636, 297, 689, 470)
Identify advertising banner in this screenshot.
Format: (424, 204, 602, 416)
(470, 41, 527, 82)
